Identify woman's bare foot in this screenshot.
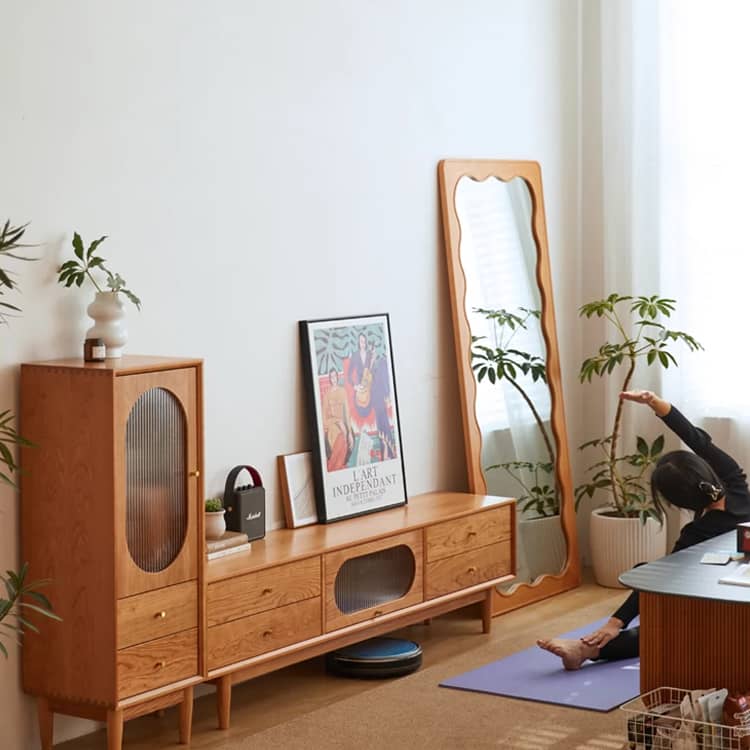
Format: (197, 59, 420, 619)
(536, 638, 600, 670)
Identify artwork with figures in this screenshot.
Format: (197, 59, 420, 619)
(439, 159, 579, 607)
(299, 314, 407, 523)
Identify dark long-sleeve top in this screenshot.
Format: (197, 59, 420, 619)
(612, 406, 750, 626)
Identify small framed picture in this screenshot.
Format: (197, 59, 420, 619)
(277, 451, 318, 528)
(299, 313, 407, 523)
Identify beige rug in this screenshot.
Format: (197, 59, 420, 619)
(220, 600, 629, 750)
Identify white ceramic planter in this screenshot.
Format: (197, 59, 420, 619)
(589, 507, 667, 588)
(205, 510, 226, 540)
(518, 515, 567, 581)
(86, 291, 127, 358)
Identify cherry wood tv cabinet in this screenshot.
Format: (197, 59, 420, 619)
(204, 491, 515, 729)
(19, 356, 516, 748)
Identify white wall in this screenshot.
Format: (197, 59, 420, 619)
(0, 2, 581, 746)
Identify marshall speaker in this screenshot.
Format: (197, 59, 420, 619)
(223, 465, 266, 542)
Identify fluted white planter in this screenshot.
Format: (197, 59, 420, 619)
(86, 291, 127, 358)
(589, 507, 667, 588)
(519, 515, 567, 581)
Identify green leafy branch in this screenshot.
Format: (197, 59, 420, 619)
(58, 232, 141, 310)
(577, 294, 702, 520)
(0, 564, 61, 658)
(0, 218, 61, 656)
(0, 220, 37, 324)
(575, 434, 665, 523)
(487, 460, 557, 517)
(472, 306, 554, 468)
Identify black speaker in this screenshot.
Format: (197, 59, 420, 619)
(223, 465, 265, 542)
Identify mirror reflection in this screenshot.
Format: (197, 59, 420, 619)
(454, 175, 566, 586)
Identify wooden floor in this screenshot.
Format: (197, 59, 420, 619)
(57, 575, 623, 749)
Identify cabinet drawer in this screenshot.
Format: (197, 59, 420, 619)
(117, 581, 197, 649)
(425, 506, 511, 562)
(117, 628, 198, 699)
(207, 557, 321, 627)
(207, 597, 321, 671)
(425, 541, 512, 599)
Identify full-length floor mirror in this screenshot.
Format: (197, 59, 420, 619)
(438, 159, 580, 616)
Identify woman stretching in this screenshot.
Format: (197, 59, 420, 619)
(538, 390, 750, 670)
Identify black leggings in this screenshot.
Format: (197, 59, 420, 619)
(597, 626, 640, 661)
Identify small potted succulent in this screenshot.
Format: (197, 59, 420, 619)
(205, 497, 226, 540)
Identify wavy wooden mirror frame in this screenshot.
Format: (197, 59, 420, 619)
(438, 159, 580, 616)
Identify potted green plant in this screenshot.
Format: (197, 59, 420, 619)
(0, 220, 61, 657)
(472, 306, 565, 580)
(575, 293, 703, 586)
(57, 232, 141, 359)
(205, 496, 226, 540)
(473, 306, 558, 514)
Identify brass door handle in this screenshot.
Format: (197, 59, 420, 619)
(189, 470, 200, 478)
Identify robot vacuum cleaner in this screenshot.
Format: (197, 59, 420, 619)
(326, 636, 423, 679)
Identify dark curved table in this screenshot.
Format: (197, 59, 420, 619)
(619, 531, 750, 692)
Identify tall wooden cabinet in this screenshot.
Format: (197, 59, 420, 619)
(20, 356, 204, 750)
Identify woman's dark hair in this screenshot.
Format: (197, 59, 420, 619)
(651, 450, 724, 517)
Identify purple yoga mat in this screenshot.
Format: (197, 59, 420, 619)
(440, 617, 640, 712)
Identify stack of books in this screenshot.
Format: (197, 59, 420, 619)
(206, 530, 251, 561)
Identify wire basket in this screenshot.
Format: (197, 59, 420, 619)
(620, 687, 749, 750)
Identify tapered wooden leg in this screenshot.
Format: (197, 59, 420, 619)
(482, 589, 493, 634)
(217, 675, 232, 730)
(37, 697, 54, 750)
(107, 708, 124, 750)
(179, 686, 194, 744)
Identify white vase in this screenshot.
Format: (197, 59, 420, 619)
(589, 507, 667, 588)
(205, 510, 226, 540)
(86, 291, 127, 358)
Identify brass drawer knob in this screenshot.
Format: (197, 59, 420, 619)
(467, 531, 477, 539)
(155, 611, 167, 619)
(467, 566, 478, 575)
(262, 630, 273, 638)
(262, 587, 272, 596)
(373, 610, 384, 618)
(155, 661, 166, 670)
(189, 470, 200, 478)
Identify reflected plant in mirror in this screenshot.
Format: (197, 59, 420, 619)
(472, 305, 558, 518)
(575, 294, 703, 522)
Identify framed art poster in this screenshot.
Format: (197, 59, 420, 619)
(277, 451, 318, 528)
(299, 313, 407, 523)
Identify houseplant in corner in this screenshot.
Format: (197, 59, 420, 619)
(472, 306, 565, 580)
(575, 294, 703, 587)
(57, 232, 141, 358)
(0, 220, 61, 657)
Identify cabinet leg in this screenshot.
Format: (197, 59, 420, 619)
(179, 686, 194, 744)
(482, 589, 493, 633)
(107, 708, 124, 750)
(217, 675, 232, 730)
(37, 697, 54, 750)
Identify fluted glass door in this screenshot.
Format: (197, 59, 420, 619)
(125, 387, 188, 572)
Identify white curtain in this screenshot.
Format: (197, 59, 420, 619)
(593, 0, 750, 542)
